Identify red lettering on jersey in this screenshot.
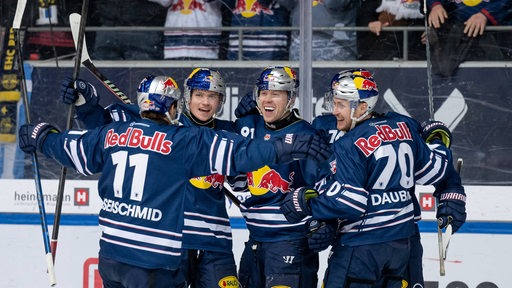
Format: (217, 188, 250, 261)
(104, 128, 173, 155)
(355, 122, 413, 157)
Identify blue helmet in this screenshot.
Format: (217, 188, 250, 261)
(184, 68, 226, 116)
(137, 75, 182, 121)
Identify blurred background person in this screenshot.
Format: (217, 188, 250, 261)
(289, 0, 358, 61)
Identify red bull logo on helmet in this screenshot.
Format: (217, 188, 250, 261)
(171, 0, 206, 14)
(247, 166, 294, 195)
(354, 76, 378, 92)
(234, 0, 273, 18)
(140, 99, 156, 110)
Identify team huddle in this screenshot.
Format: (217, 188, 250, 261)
(18, 66, 466, 288)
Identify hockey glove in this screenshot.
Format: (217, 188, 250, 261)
(18, 123, 60, 153)
(280, 187, 319, 223)
(273, 133, 332, 164)
(421, 120, 452, 148)
(307, 219, 337, 252)
(436, 191, 466, 233)
(234, 91, 258, 118)
(60, 77, 99, 108)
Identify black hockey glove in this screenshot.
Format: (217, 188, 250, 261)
(307, 219, 337, 252)
(436, 190, 466, 233)
(280, 187, 319, 223)
(18, 123, 60, 153)
(421, 120, 452, 148)
(234, 91, 258, 118)
(60, 77, 99, 109)
(273, 133, 332, 164)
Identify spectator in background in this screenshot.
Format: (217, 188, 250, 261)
(21, 0, 82, 60)
(91, 0, 166, 60)
(424, 0, 508, 77)
(496, 2, 512, 60)
(152, 0, 224, 60)
(289, 0, 358, 61)
(225, 0, 292, 60)
(357, 0, 425, 60)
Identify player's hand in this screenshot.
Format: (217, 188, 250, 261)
(307, 219, 337, 252)
(280, 187, 319, 223)
(437, 190, 466, 233)
(421, 120, 452, 148)
(234, 91, 258, 118)
(273, 133, 332, 164)
(60, 77, 99, 107)
(18, 123, 60, 153)
(428, 4, 448, 28)
(464, 12, 487, 37)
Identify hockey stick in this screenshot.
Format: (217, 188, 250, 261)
(51, 0, 90, 264)
(69, 13, 131, 104)
(438, 157, 463, 276)
(423, 0, 435, 120)
(13, 0, 56, 285)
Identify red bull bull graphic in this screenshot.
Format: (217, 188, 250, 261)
(247, 166, 294, 195)
(234, 0, 273, 18)
(218, 275, 239, 288)
(161, 77, 178, 93)
(189, 173, 225, 190)
(171, 0, 206, 14)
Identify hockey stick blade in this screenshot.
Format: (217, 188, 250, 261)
(383, 89, 411, 117)
(69, 13, 131, 104)
(12, 0, 27, 29)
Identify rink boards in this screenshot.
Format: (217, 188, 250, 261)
(0, 179, 510, 288)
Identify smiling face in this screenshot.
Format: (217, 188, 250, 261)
(332, 98, 367, 132)
(256, 90, 291, 123)
(188, 89, 222, 122)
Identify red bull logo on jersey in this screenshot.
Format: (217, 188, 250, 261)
(234, 0, 273, 18)
(104, 127, 172, 155)
(171, 0, 206, 14)
(189, 173, 225, 190)
(247, 166, 294, 195)
(355, 122, 412, 157)
(218, 275, 239, 287)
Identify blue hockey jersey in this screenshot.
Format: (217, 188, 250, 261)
(178, 113, 237, 252)
(40, 119, 281, 270)
(309, 112, 453, 246)
(75, 103, 239, 253)
(311, 114, 344, 145)
(235, 113, 331, 242)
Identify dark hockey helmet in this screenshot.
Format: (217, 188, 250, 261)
(184, 68, 226, 116)
(137, 75, 182, 121)
(253, 66, 299, 113)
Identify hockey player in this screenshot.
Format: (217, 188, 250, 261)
(234, 66, 331, 288)
(20, 75, 331, 288)
(280, 72, 466, 287)
(311, 69, 429, 288)
(60, 68, 241, 287)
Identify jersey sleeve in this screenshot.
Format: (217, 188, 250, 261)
(309, 139, 370, 221)
(178, 127, 278, 178)
(41, 128, 107, 175)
